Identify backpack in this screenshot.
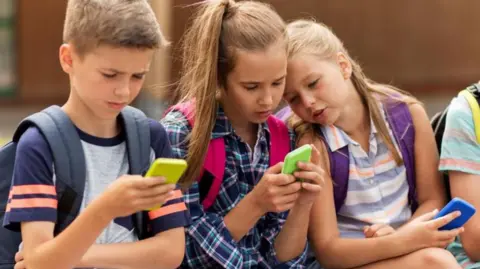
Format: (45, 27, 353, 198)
(167, 102, 290, 210)
(275, 100, 417, 213)
(431, 83, 480, 200)
(0, 105, 152, 269)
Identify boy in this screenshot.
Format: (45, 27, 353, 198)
(3, 0, 190, 268)
(439, 85, 480, 268)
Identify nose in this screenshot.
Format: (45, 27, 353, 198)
(114, 80, 130, 99)
(301, 92, 316, 109)
(259, 88, 274, 106)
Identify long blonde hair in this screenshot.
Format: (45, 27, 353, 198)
(287, 20, 419, 165)
(175, 0, 286, 186)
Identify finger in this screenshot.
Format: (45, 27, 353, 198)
(364, 223, 386, 238)
(139, 176, 167, 188)
(275, 192, 300, 205)
(276, 182, 302, 196)
(141, 192, 177, 210)
(272, 174, 297, 186)
(374, 227, 395, 237)
(415, 209, 439, 222)
(141, 184, 177, 198)
(266, 162, 284, 175)
(14, 251, 23, 262)
(301, 182, 322, 193)
(294, 170, 324, 185)
(438, 237, 457, 248)
(436, 227, 464, 241)
(428, 211, 461, 229)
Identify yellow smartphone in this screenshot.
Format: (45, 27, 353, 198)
(145, 158, 187, 211)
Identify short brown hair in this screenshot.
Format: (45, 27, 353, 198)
(63, 0, 167, 56)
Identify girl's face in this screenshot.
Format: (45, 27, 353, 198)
(284, 52, 352, 126)
(220, 40, 287, 124)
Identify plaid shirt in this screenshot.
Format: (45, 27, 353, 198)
(161, 106, 307, 269)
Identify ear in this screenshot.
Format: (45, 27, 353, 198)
(337, 52, 352, 80)
(59, 44, 74, 74)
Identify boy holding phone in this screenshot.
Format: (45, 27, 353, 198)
(439, 89, 480, 267)
(3, 1, 190, 268)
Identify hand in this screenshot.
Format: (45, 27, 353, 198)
(397, 209, 464, 249)
(364, 223, 395, 238)
(99, 175, 176, 218)
(250, 162, 302, 214)
(14, 251, 25, 269)
(293, 144, 325, 206)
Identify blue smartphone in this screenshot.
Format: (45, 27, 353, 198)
(434, 197, 476, 230)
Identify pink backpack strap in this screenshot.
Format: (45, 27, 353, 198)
(267, 116, 291, 166)
(164, 102, 195, 127)
(165, 101, 226, 210)
(201, 138, 225, 209)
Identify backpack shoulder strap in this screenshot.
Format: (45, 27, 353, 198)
(13, 105, 86, 233)
(120, 106, 151, 175)
(384, 100, 418, 212)
(314, 126, 349, 212)
(119, 106, 151, 240)
(165, 102, 225, 210)
(267, 116, 290, 166)
(459, 87, 480, 144)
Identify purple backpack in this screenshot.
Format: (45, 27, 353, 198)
(275, 101, 417, 213)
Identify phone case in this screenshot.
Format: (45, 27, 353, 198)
(281, 144, 312, 175)
(145, 158, 188, 185)
(146, 158, 187, 211)
(435, 197, 476, 230)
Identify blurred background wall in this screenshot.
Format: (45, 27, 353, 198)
(1, 0, 479, 141)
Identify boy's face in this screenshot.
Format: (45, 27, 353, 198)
(60, 44, 154, 120)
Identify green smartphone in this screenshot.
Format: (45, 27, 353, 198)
(145, 158, 187, 210)
(281, 144, 312, 176)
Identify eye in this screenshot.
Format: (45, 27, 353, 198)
(132, 74, 145, 80)
(272, 78, 285, 87)
(308, 79, 319, 89)
(102, 73, 117, 79)
(244, 84, 258, 91)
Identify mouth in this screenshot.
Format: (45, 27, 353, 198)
(312, 108, 325, 118)
(107, 101, 127, 110)
(256, 110, 272, 117)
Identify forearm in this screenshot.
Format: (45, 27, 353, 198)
(24, 201, 111, 269)
(274, 204, 311, 262)
(224, 193, 265, 241)
(79, 228, 185, 269)
(317, 233, 417, 269)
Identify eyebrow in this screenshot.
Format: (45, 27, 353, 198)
(240, 75, 286, 84)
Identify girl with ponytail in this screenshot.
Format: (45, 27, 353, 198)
(161, 2, 324, 268)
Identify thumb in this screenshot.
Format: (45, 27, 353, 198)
(266, 162, 283, 175)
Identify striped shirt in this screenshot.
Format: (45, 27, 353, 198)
(320, 104, 412, 238)
(439, 94, 480, 269)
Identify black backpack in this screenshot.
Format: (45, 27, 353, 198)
(431, 83, 480, 199)
(0, 105, 152, 269)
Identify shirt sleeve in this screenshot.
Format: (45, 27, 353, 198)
(3, 127, 57, 231)
(439, 95, 480, 175)
(146, 118, 191, 234)
(161, 111, 307, 268)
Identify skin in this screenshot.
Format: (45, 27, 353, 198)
(218, 40, 325, 262)
(16, 44, 184, 269)
(284, 52, 463, 269)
